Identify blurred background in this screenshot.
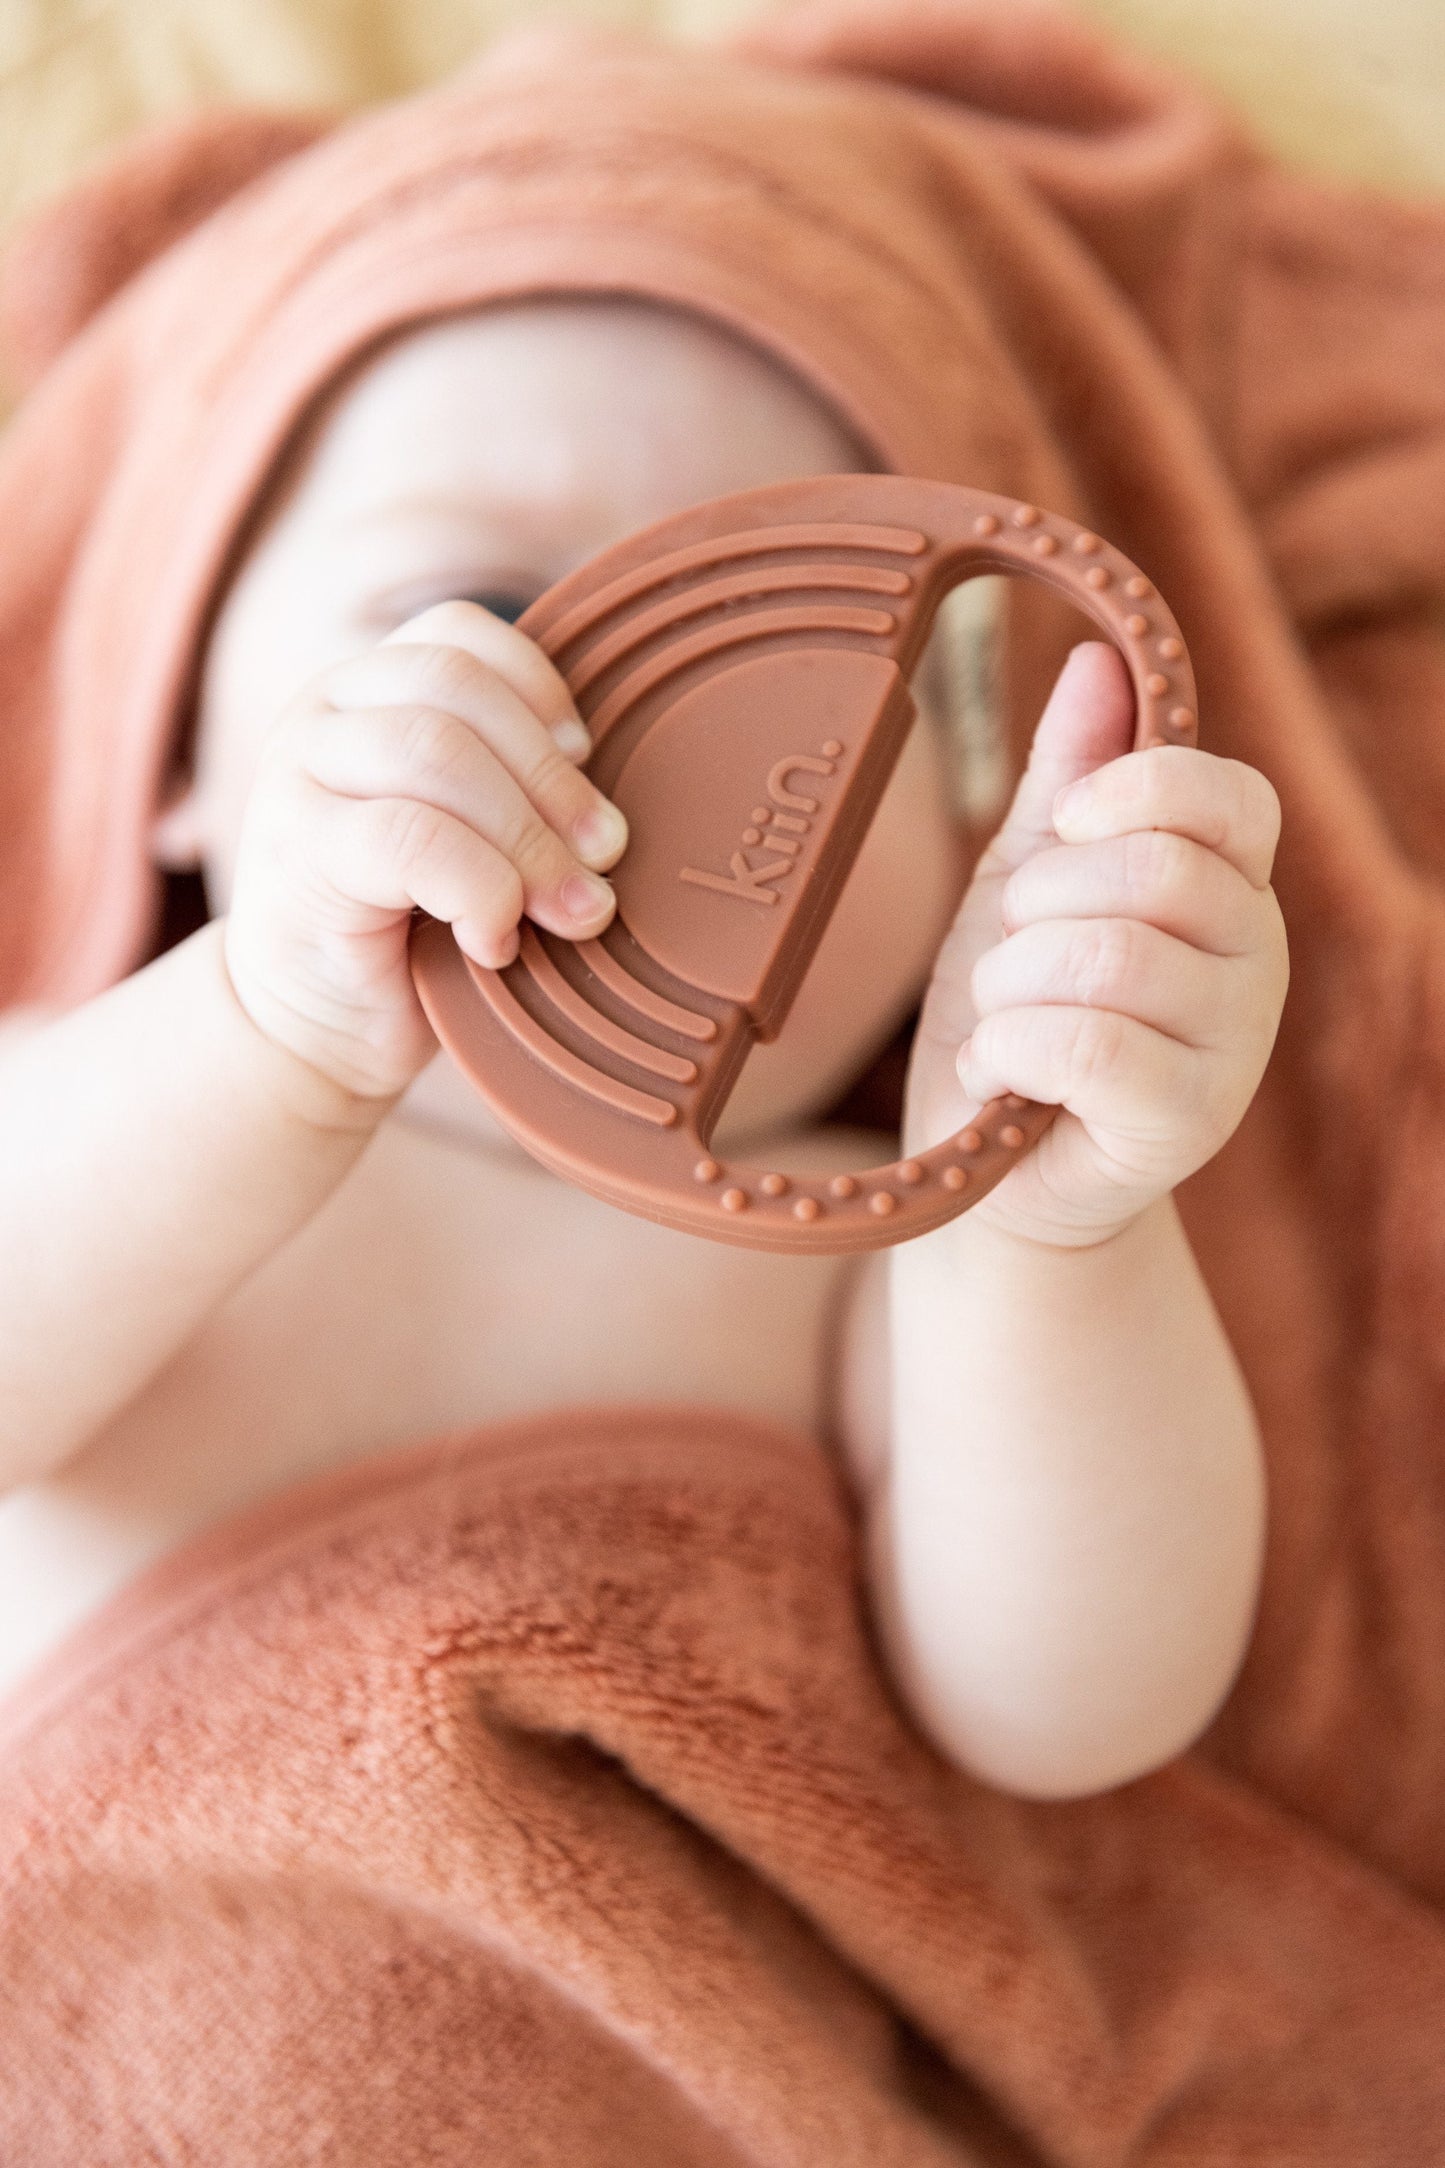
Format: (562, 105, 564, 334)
(0, 0, 1439, 439)
(3, 0, 1443, 259)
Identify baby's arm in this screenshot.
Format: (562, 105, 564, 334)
(874, 1197, 1267, 1798)
(0, 603, 627, 1487)
(844, 643, 1287, 1799)
(0, 927, 382, 1487)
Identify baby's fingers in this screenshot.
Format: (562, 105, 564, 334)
(958, 1004, 1222, 1152)
(298, 786, 532, 970)
(383, 598, 582, 751)
(971, 917, 1247, 1053)
(1001, 830, 1280, 960)
(1053, 745, 1281, 890)
(319, 641, 626, 870)
(293, 703, 617, 944)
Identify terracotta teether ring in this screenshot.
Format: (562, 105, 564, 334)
(408, 474, 1198, 1253)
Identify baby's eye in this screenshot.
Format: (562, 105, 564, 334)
(359, 582, 543, 637)
(453, 588, 535, 624)
(359, 581, 545, 637)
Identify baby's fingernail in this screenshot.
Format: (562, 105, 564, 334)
(1053, 780, 1085, 825)
(562, 871, 614, 920)
(572, 801, 629, 864)
(551, 715, 593, 762)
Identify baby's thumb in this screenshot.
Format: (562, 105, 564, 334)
(981, 641, 1135, 876)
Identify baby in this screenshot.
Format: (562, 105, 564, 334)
(0, 286, 1287, 1799)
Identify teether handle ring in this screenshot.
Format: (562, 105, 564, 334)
(409, 477, 1198, 1252)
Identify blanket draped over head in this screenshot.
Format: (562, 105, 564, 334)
(4, 0, 1445, 2157)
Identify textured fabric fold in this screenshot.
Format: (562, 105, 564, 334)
(3, 1406, 1445, 2163)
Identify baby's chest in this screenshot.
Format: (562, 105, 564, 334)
(0, 1122, 882, 1702)
(354, 1120, 883, 1441)
(403, 1159, 850, 1430)
(73, 1119, 877, 1530)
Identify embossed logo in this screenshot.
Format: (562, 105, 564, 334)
(678, 740, 844, 908)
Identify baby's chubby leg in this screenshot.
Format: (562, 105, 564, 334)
(0, 603, 629, 1487)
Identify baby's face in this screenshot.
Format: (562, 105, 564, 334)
(180, 299, 969, 1152)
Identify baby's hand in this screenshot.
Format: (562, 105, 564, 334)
(224, 602, 629, 1100)
(904, 642, 1288, 1248)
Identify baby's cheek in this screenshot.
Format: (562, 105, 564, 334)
(187, 690, 272, 913)
(782, 723, 966, 1051)
(193, 548, 373, 911)
(843, 716, 968, 967)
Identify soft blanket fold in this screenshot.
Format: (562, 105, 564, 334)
(3, 1404, 1444, 2166)
(4, 0, 1445, 2156)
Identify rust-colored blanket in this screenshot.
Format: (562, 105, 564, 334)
(1, 1405, 1443, 2164)
(4, 0, 1445, 2157)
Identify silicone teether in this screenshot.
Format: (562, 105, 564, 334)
(408, 474, 1198, 1252)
